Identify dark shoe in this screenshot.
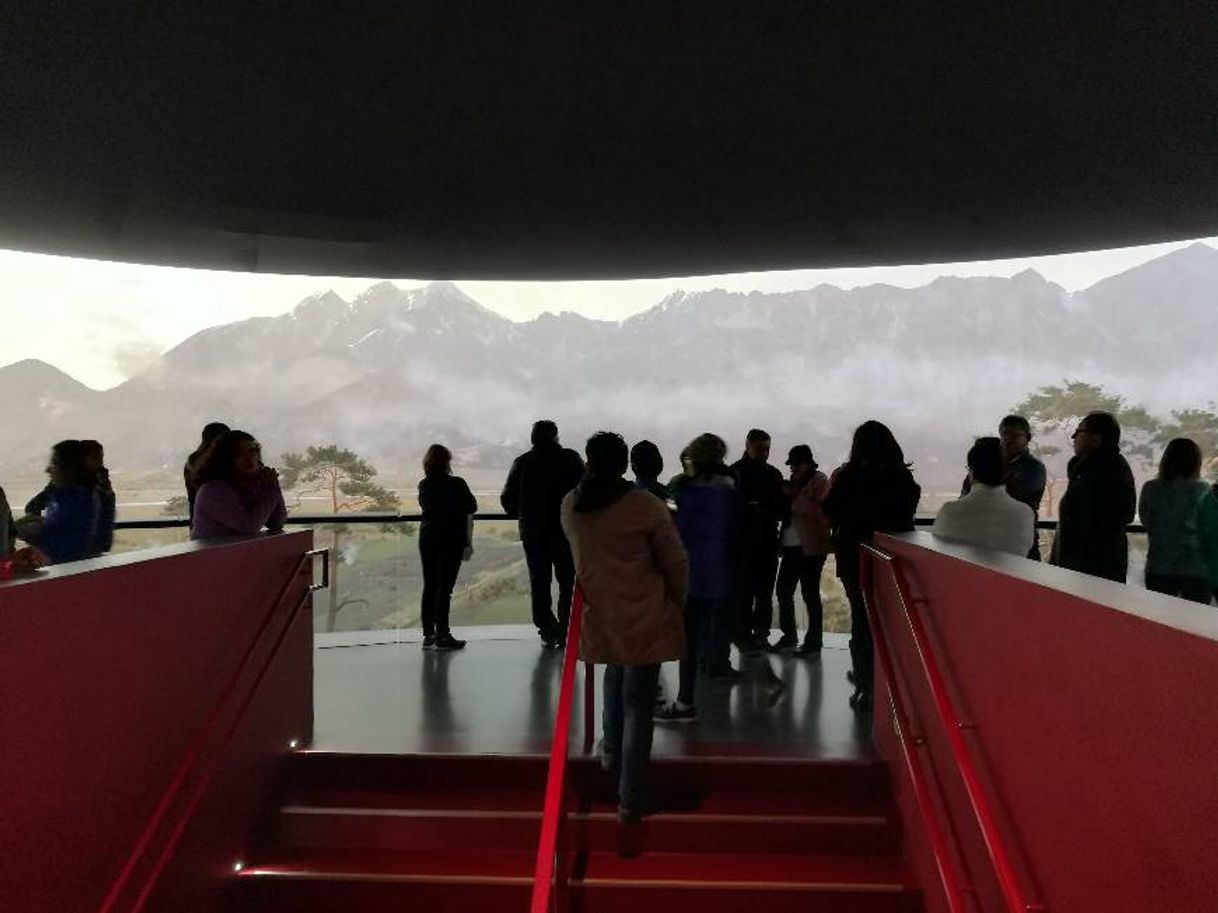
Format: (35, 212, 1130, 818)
(850, 688, 874, 712)
(433, 633, 466, 651)
(541, 635, 563, 650)
(708, 665, 742, 682)
(767, 635, 798, 653)
(422, 635, 437, 651)
(654, 702, 698, 724)
(846, 669, 858, 686)
(793, 640, 822, 656)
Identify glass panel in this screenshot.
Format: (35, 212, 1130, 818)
(109, 524, 191, 555)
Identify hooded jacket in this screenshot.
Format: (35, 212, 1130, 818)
(561, 477, 688, 665)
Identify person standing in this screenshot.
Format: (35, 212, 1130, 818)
(81, 440, 115, 556)
(561, 432, 688, 823)
(961, 416, 1047, 558)
(1196, 482, 1218, 604)
(185, 422, 231, 516)
(1138, 438, 1212, 603)
(935, 437, 1036, 556)
(822, 421, 920, 711)
(418, 444, 478, 650)
(1, 482, 16, 558)
(190, 431, 287, 539)
(656, 433, 742, 724)
(501, 420, 586, 648)
(774, 445, 832, 654)
(1049, 412, 1137, 583)
(731, 429, 786, 652)
(630, 440, 670, 502)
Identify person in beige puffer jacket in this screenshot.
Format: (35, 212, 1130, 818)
(562, 432, 688, 823)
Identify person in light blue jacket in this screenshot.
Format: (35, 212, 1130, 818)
(1138, 438, 1212, 604)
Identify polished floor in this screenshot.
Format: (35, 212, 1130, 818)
(314, 626, 872, 761)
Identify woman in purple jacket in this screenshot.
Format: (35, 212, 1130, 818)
(190, 430, 287, 539)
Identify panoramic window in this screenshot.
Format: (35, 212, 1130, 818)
(2, 238, 1216, 632)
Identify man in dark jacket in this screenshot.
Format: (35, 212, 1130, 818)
(731, 429, 786, 652)
(1050, 411, 1137, 583)
(501, 420, 586, 647)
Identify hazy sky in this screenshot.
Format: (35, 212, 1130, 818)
(1, 235, 1215, 390)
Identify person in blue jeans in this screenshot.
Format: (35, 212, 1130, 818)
(561, 432, 688, 823)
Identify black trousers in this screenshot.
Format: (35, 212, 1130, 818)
(738, 543, 779, 639)
(841, 572, 873, 694)
(419, 537, 464, 638)
(776, 548, 826, 644)
(1145, 573, 1213, 605)
(522, 527, 575, 638)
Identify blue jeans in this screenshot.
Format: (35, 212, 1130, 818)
(602, 664, 661, 810)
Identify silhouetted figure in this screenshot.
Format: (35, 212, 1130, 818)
(657, 433, 742, 724)
(418, 444, 477, 651)
(963, 415, 1047, 559)
(731, 429, 786, 652)
(822, 421, 920, 712)
(185, 422, 230, 516)
(630, 440, 669, 502)
(1197, 483, 1218, 604)
(190, 431, 287, 539)
(0, 484, 15, 557)
(1049, 412, 1136, 583)
(80, 440, 115, 555)
(17, 440, 99, 564)
(561, 432, 688, 823)
(1139, 438, 1211, 603)
(775, 445, 832, 655)
(936, 437, 1035, 556)
(501, 420, 585, 648)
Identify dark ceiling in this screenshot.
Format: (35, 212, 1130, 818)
(2, 6, 1217, 279)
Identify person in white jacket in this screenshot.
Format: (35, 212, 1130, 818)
(934, 437, 1035, 557)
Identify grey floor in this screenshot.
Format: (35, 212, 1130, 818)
(314, 627, 873, 760)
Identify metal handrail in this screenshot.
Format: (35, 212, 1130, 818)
(99, 544, 328, 913)
(864, 543, 1041, 913)
(111, 512, 1146, 532)
(860, 549, 971, 913)
(529, 586, 586, 913)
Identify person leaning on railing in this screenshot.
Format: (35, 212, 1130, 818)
(561, 431, 689, 825)
(15, 440, 99, 565)
(1138, 438, 1213, 604)
(189, 430, 287, 540)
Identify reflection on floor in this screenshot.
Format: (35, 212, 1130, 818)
(314, 626, 872, 760)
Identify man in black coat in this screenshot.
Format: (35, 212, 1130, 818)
(731, 429, 787, 651)
(1049, 411, 1137, 583)
(501, 420, 586, 647)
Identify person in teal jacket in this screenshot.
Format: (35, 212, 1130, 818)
(1197, 483, 1218, 604)
(1139, 438, 1212, 604)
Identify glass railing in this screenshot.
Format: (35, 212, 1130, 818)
(99, 515, 1155, 638)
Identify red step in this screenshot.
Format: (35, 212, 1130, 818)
(232, 751, 920, 912)
(232, 847, 918, 913)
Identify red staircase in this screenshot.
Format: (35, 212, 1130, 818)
(230, 750, 922, 912)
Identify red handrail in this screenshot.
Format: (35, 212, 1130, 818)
(863, 543, 1038, 913)
(99, 545, 322, 913)
(529, 586, 586, 913)
(860, 549, 971, 913)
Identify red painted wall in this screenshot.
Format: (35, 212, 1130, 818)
(870, 532, 1218, 913)
(0, 533, 314, 913)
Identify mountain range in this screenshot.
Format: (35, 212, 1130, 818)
(3, 243, 1217, 490)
